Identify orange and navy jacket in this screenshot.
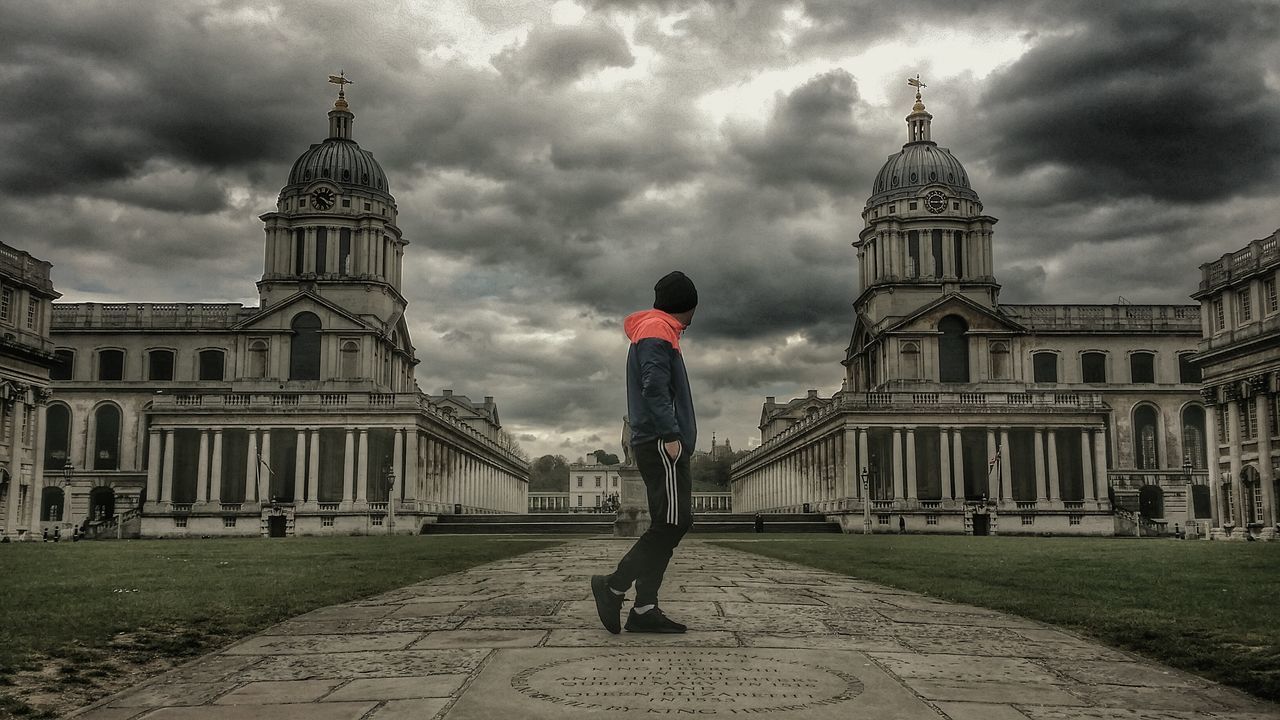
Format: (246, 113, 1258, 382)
(624, 309, 697, 450)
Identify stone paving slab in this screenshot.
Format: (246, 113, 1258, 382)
(69, 539, 1280, 720)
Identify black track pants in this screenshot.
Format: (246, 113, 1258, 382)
(609, 439, 693, 606)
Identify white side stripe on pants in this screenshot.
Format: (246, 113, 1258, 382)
(660, 441, 676, 525)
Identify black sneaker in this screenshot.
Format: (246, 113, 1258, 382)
(624, 606, 687, 634)
(591, 575, 624, 634)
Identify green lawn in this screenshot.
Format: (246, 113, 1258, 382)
(711, 535, 1280, 701)
(0, 535, 561, 718)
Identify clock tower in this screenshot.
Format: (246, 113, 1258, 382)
(257, 75, 407, 328)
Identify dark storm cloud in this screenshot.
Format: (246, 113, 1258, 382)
(493, 22, 635, 85)
(975, 1, 1280, 205)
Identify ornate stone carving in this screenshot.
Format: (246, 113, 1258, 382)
(1222, 383, 1240, 402)
(620, 416, 633, 467)
(1248, 374, 1268, 395)
(1200, 386, 1218, 405)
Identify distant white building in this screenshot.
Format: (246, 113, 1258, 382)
(569, 463, 621, 510)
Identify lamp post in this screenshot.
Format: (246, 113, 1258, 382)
(861, 463, 872, 535)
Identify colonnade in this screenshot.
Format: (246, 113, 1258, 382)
(146, 425, 525, 514)
(734, 423, 1106, 513)
(859, 227, 994, 288)
(263, 223, 402, 287)
(1205, 384, 1279, 530)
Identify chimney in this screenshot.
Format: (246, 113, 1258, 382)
(765, 396, 775, 404)
(443, 389, 453, 397)
(484, 396, 494, 405)
(807, 389, 818, 398)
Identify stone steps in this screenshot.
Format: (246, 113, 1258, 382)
(422, 513, 842, 534)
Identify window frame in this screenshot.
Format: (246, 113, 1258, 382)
(51, 349, 75, 381)
(96, 348, 126, 381)
(146, 348, 177, 381)
(1080, 351, 1107, 384)
(197, 348, 227, 381)
(1129, 351, 1156, 384)
(1032, 351, 1059, 384)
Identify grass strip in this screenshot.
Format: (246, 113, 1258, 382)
(709, 534, 1280, 701)
(0, 535, 561, 717)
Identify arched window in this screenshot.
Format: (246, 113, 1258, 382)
(1081, 351, 1106, 383)
(93, 404, 121, 470)
(1133, 404, 1160, 470)
(1181, 405, 1207, 469)
(198, 349, 225, 381)
(900, 341, 920, 380)
(51, 349, 74, 381)
(98, 349, 125, 381)
(340, 340, 359, 379)
(148, 349, 175, 381)
(1178, 353, 1202, 383)
(44, 403, 71, 468)
(290, 312, 322, 381)
(1241, 466, 1262, 524)
(248, 340, 269, 378)
(938, 316, 968, 383)
(1032, 351, 1058, 383)
(41, 487, 64, 522)
(988, 341, 1009, 380)
(1130, 351, 1156, 383)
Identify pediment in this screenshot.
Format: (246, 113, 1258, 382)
(882, 294, 1027, 335)
(231, 291, 377, 333)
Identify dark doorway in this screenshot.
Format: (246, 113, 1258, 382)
(971, 513, 990, 536)
(1138, 485, 1164, 519)
(88, 486, 115, 521)
(268, 515, 287, 538)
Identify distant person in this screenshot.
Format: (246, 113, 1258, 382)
(53, 527, 61, 543)
(593, 271, 698, 634)
(42, 528, 49, 542)
(898, 515, 906, 534)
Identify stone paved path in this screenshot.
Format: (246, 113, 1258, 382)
(72, 539, 1279, 719)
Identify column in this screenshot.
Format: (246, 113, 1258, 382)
(195, 430, 210, 503)
(986, 428, 998, 500)
(29, 401, 48, 531)
(952, 428, 965, 500)
(857, 428, 869, 500)
(941, 428, 953, 499)
(209, 429, 223, 504)
(356, 430, 369, 503)
(921, 230, 935, 277)
(999, 428, 1013, 501)
(905, 428, 917, 500)
(404, 431, 418, 504)
(259, 431, 271, 501)
(304, 227, 316, 273)
(1080, 428, 1095, 502)
(1092, 428, 1107, 505)
(1226, 399, 1245, 526)
(146, 428, 162, 506)
(294, 429, 307, 503)
(891, 428, 904, 500)
(842, 429, 857, 503)
(6, 401, 23, 537)
(1046, 429, 1060, 503)
(161, 429, 175, 503)
(1205, 404, 1221, 527)
(343, 429, 355, 504)
(1256, 393, 1277, 525)
(1034, 428, 1047, 502)
(393, 429, 405, 504)
(307, 429, 320, 504)
(245, 430, 259, 503)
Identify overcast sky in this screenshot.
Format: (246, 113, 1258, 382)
(7, 0, 1280, 461)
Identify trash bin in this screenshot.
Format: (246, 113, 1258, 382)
(454, 503, 463, 515)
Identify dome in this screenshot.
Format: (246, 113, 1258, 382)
(868, 142, 978, 207)
(287, 138, 390, 194)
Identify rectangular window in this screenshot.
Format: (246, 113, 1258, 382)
(315, 227, 328, 274)
(908, 201, 918, 210)
(222, 517, 237, 528)
(294, 229, 306, 275)
(925, 514, 938, 525)
(322, 516, 335, 527)
(339, 229, 352, 274)
(1069, 515, 1082, 526)
(907, 231, 920, 278)
(1178, 354, 1201, 384)
(577, 496, 583, 507)
(1267, 278, 1278, 313)
(1213, 298, 1225, 330)
(1081, 352, 1106, 383)
(887, 205, 895, 214)
(1033, 352, 1058, 383)
(1129, 353, 1155, 383)
(931, 230, 944, 277)
(877, 514, 890, 525)
(1245, 402, 1258, 440)
(594, 477, 601, 487)
(148, 350, 175, 381)
(26, 298, 38, 330)
(174, 517, 188, 528)
(98, 350, 125, 381)
(953, 232, 965, 277)
(52, 349, 74, 381)
(1239, 288, 1252, 322)
(0, 287, 13, 323)
(371, 515, 384, 526)
(576, 477, 583, 487)
(198, 350, 225, 381)
(1021, 515, 1034, 526)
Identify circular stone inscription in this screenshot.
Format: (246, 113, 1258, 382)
(511, 649, 863, 714)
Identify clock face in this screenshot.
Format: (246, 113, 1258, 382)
(311, 188, 336, 210)
(926, 191, 947, 214)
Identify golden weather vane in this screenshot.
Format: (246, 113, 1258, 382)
(328, 70, 354, 100)
(907, 74, 926, 95)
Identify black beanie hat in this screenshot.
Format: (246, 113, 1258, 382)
(653, 271, 698, 314)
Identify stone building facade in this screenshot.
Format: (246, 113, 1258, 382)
(45, 83, 527, 538)
(570, 463, 621, 510)
(0, 243, 60, 539)
(731, 84, 1208, 536)
(1192, 228, 1280, 540)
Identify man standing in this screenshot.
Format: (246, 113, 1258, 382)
(592, 271, 698, 634)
